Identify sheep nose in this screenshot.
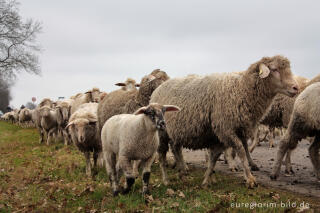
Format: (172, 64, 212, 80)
(292, 85, 299, 93)
(80, 136, 84, 142)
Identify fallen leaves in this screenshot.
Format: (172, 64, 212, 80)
(166, 188, 175, 196)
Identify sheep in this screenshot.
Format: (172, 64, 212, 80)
(39, 106, 58, 145)
(270, 82, 320, 182)
(249, 75, 310, 153)
(101, 103, 180, 196)
(56, 99, 74, 145)
(70, 87, 101, 114)
(66, 102, 100, 176)
(1, 112, 11, 122)
(97, 69, 169, 143)
(150, 55, 299, 188)
(18, 108, 34, 127)
(33, 98, 55, 143)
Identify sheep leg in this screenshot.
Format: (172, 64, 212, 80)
(63, 129, 70, 146)
(141, 153, 157, 195)
(202, 144, 224, 187)
(269, 129, 275, 148)
(242, 138, 259, 171)
(230, 134, 257, 188)
(158, 141, 170, 186)
(249, 127, 260, 153)
(284, 149, 295, 176)
(45, 130, 51, 145)
(92, 150, 99, 176)
(224, 147, 238, 172)
(171, 144, 189, 175)
(118, 156, 135, 194)
(132, 160, 141, 178)
(84, 151, 92, 176)
(39, 128, 45, 144)
(104, 152, 119, 196)
(270, 134, 295, 180)
(309, 135, 320, 181)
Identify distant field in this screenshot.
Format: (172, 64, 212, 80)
(0, 121, 319, 212)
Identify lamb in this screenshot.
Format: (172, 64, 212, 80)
(270, 82, 320, 182)
(56, 99, 74, 145)
(70, 87, 101, 114)
(249, 75, 310, 153)
(66, 102, 100, 176)
(150, 55, 299, 188)
(101, 103, 180, 196)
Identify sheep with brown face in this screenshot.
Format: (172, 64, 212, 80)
(66, 103, 100, 176)
(101, 103, 180, 196)
(151, 55, 299, 188)
(271, 82, 320, 182)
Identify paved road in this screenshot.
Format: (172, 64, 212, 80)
(167, 138, 320, 198)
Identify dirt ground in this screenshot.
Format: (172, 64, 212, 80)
(167, 138, 320, 199)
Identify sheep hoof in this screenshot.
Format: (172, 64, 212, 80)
(284, 169, 294, 176)
(246, 177, 258, 189)
(270, 174, 278, 180)
(250, 165, 259, 171)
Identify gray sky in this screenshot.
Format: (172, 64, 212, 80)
(11, 0, 320, 108)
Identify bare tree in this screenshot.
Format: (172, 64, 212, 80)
(0, 76, 11, 112)
(0, 0, 42, 80)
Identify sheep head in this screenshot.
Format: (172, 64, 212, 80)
(85, 87, 101, 103)
(115, 78, 139, 91)
(134, 103, 180, 130)
(136, 69, 170, 106)
(66, 118, 96, 143)
(39, 106, 52, 117)
(251, 55, 299, 97)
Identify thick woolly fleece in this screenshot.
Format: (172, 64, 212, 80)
(271, 82, 320, 181)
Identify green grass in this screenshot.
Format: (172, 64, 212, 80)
(0, 121, 319, 212)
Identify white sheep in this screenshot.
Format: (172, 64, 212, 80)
(101, 103, 180, 196)
(150, 55, 299, 188)
(271, 82, 320, 182)
(39, 106, 58, 145)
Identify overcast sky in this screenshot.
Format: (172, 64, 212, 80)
(10, 0, 320, 107)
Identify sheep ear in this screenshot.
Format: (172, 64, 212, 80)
(164, 105, 181, 112)
(259, 64, 270, 79)
(135, 83, 140, 87)
(134, 106, 148, 115)
(115, 83, 126, 87)
(65, 122, 74, 129)
(85, 90, 92, 94)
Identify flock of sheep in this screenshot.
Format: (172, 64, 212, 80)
(1, 55, 320, 196)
